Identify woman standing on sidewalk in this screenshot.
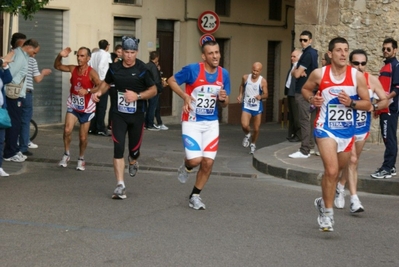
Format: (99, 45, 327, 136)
(0, 51, 14, 176)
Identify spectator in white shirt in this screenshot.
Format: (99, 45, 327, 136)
(89, 39, 111, 136)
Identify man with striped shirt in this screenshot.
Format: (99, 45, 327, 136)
(19, 54, 52, 156)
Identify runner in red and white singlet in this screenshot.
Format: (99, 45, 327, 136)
(54, 47, 101, 171)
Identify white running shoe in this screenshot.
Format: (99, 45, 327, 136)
(128, 158, 139, 177)
(391, 167, 397, 176)
(370, 169, 392, 179)
(314, 197, 334, 232)
(334, 187, 345, 209)
(76, 159, 85, 171)
(178, 163, 192, 183)
(242, 134, 250, 148)
(112, 184, 126, 199)
(350, 198, 364, 213)
(319, 214, 334, 232)
(153, 124, 169, 130)
(314, 197, 324, 222)
(189, 194, 206, 210)
(4, 153, 25, 163)
(59, 154, 70, 167)
(250, 144, 256, 154)
(28, 142, 38, 149)
(18, 151, 27, 160)
(0, 168, 10, 177)
(289, 151, 310, 159)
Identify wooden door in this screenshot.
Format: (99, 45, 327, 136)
(157, 20, 174, 116)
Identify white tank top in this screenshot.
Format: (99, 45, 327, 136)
(243, 75, 263, 111)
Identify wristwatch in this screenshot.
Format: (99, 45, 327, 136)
(137, 93, 142, 100)
(373, 103, 378, 111)
(87, 88, 91, 93)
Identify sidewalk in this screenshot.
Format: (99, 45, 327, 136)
(2, 122, 398, 195)
(253, 139, 399, 195)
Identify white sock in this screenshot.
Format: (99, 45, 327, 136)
(324, 208, 334, 217)
(117, 181, 125, 188)
(245, 133, 251, 138)
(337, 182, 345, 190)
(350, 194, 359, 201)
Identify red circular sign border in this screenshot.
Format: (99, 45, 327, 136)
(198, 10, 220, 34)
(199, 34, 216, 46)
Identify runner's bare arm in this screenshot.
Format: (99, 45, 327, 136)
(302, 68, 322, 107)
(54, 47, 74, 72)
(168, 75, 194, 113)
(352, 71, 372, 111)
(89, 69, 102, 94)
(259, 78, 268, 100)
(237, 75, 247, 103)
(369, 74, 389, 111)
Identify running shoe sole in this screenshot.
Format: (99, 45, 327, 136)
(112, 194, 126, 199)
(189, 203, 206, 210)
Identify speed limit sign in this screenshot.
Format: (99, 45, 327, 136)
(198, 11, 220, 34)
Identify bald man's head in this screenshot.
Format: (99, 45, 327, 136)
(291, 49, 302, 64)
(251, 62, 263, 79)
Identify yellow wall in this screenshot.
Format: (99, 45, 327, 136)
(6, 0, 295, 122)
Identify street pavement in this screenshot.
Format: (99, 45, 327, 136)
(0, 122, 398, 266)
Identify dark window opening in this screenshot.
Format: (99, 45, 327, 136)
(215, 0, 230, 17)
(114, 0, 136, 4)
(269, 0, 282, 21)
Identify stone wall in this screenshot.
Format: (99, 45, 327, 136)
(295, 0, 399, 143)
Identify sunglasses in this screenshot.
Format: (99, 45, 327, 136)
(351, 61, 367, 66)
(382, 47, 392, 52)
(299, 39, 309, 43)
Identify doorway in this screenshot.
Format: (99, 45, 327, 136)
(266, 41, 281, 122)
(157, 20, 174, 116)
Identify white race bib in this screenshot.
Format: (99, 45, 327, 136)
(356, 110, 367, 128)
(71, 94, 85, 111)
(243, 95, 259, 111)
(117, 92, 137, 114)
(195, 93, 217, 115)
(328, 103, 353, 129)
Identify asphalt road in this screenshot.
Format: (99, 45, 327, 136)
(0, 123, 398, 267)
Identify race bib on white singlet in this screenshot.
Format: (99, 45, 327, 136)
(356, 110, 367, 128)
(243, 95, 260, 111)
(71, 94, 85, 111)
(195, 92, 217, 115)
(328, 103, 353, 129)
(117, 91, 137, 114)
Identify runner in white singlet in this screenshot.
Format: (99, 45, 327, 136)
(302, 38, 371, 232)
(334, 49, 389, 213)
(237, 62, 268, 154)
(168, 41, 230, 210)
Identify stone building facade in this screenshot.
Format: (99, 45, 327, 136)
(295, 0, 399, 143)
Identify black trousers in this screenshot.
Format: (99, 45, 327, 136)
(90, 91, 109, 133)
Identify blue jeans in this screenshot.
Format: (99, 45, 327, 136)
(155, 93, 163, 125)
(145, 94, 159, 128)
(4, 97, 23, 158)
(19, 92, 33, 153)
